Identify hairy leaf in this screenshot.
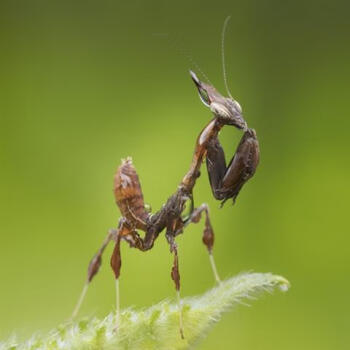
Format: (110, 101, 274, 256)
(0, 272, 289, 350)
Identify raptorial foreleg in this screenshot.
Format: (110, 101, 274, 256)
(206, 128, 260, 205)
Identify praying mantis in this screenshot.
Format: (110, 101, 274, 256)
(70, 18, 260, 339)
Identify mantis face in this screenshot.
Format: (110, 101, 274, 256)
(190, 70, 247, 130)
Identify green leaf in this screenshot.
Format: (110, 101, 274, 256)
(0, 272, 289, 350)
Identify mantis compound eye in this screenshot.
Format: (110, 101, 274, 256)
(198, 87, 211, 107)
(190, 70, 211, 107)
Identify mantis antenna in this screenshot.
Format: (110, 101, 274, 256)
(222, 16, 233, 99)
(153, 32, 212, 85)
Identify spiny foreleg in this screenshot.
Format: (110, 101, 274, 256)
(206, 128, 260, 205)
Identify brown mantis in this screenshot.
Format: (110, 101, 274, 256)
(70, 20, 260, 339)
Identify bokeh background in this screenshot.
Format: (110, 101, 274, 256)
(1, 0, 349, 348)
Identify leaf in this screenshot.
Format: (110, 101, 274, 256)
(0, 272, 289, 350)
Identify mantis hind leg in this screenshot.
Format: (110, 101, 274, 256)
(206, 128, 260, 205)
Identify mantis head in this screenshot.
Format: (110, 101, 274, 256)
(190, 70, 247, 130)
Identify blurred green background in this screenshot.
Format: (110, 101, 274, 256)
(0, 0, 349, 348)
